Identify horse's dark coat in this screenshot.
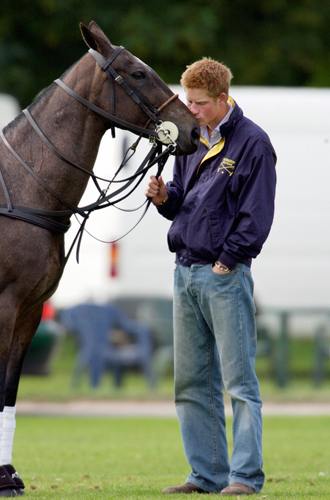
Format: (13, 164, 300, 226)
(0, 21, 199, 496)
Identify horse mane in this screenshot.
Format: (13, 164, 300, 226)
(3, 58, 82, 135)
(3, 85, 57, 135)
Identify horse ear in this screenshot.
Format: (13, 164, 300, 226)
(80, 21, 112, 54)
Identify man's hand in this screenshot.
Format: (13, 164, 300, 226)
(145, 175, 168, 206)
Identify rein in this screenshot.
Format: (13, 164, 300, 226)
(0, 45, 178, 241)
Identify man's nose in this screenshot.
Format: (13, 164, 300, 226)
(189, 103, 198, 115)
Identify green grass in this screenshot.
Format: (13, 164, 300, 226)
(13, 334, 330, 499)
(11, 414, 330, 499)
(14, 416, 186, 498)
(18, 333, 176, 402)
(17, 334, 330, 403)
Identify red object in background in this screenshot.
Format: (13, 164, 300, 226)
(109, 241, 119, 278)
(42, 301, 55, 320)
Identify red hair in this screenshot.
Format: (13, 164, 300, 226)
(180, 58, 233, 98)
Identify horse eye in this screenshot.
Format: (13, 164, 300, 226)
(132, 71, 146, 80)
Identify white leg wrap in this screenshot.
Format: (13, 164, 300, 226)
(1, 406, 16, 465)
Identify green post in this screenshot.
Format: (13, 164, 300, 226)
(275, 311, 289, 387)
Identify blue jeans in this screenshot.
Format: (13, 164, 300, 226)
(173, 264, 264, 493)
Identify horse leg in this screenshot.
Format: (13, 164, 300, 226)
(0, 301, 21, 497)
(0, 305, 43, 497)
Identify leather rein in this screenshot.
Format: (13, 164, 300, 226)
(0, 45, 178, 237)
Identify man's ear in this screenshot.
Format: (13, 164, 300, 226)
(219, 92, 228, 104)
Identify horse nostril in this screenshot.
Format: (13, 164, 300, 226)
(191, 126, 200, 145)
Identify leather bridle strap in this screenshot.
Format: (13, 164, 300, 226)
(90, 47, 160, 124)
(54, 78, 158, 139)
(82, 144, 174, 211)
(0, 203, 71, 234)
(101, 47, 124, 138)
(93, 46, 126, 138)
(23, 108, 103, 195)
(0, 130, 87, 218)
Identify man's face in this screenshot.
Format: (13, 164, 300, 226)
(185, 87, 224, 131)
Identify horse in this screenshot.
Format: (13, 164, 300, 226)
(0, 21, 199, 496)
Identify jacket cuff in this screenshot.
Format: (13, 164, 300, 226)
(218, 251, 238, 270)
(156, 195, 172, 214)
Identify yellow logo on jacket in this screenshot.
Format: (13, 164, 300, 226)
(218, 158, 235, 176)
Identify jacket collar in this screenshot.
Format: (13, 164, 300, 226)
(196, 99, 243, 173)
(219, 97, 243, 137)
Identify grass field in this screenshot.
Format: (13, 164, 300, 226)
(17, 333, 330, 403)
(12, 333, 330, 499)
(11, 414, 330, 499)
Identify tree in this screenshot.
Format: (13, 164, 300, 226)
(0, 0, 329, 108)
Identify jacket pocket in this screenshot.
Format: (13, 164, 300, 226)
(182, 207, 224, 260)
(205, 207, 223, 248)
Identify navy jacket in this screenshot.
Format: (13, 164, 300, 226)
(157, 99, 277, 269)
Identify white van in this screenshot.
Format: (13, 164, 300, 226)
(2, 88, 329, 370)
(50, 86, 330, 316)
(0, 93, 20, 130)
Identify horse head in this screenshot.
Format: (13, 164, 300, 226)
(79, 21, 200, 156)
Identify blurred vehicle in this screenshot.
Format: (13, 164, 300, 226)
(22, 302, 64, 375)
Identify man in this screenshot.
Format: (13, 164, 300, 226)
(145, 58, 276, 495)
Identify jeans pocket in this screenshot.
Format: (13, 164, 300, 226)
(211, 263, 237, 276)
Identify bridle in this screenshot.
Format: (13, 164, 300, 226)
(56, 46, 180, 144)
(86, 46, 161, 138)
(0, 44, 180, 243)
